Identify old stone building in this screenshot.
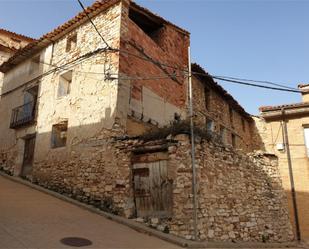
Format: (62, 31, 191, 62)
(0, 0, 293, 242)
(0, 28, 35, 95)
(258, 84, 309, 241)
(191, 63, 258, 152)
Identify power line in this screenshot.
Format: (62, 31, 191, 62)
(208, 75, 301, 93)
(1, 0, 301, 96)
(76, 0, 111, 50)
(0, 47, 109, 97)
(114, 46, 301, 93)
(213, 75, 298, 91)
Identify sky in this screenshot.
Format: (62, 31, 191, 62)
(1, 0, 309, 114)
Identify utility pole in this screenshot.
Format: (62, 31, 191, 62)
(188, 46, 198, 240)
(282, 108, 301, 241)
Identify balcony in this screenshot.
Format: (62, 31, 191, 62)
(10, 101, 36, 129)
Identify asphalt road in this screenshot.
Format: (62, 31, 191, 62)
(0, 175, 181, 249)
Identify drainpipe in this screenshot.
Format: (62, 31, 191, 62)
(188, 46, 198, 241)
(281, 108, 301, 241)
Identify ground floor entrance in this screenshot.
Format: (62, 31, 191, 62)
(20, 135, 36, 178)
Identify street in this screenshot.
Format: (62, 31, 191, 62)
(0, 175, 180, 249)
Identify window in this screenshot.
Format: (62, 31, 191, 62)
(241, 118, 246, 132)
(58, 70, 72, 97)
(129, 6, 163, 46)
(229, 106, 233, 126)
(51, 121, 68, 148)
(304, 127, 309, 156)
(10, 86, 39, 129)
(220, 125, 225, 143)
(232, 133, 236, 148)
(205, 87, 210, 110)
(23, 86, 38, 117)
(66, 33, 77, 52)
(206, 119, 214, 133)
(29, 55, 40, 74)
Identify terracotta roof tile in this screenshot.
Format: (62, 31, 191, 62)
(259, 102, 309, 112)
(0, 0, 189, 73)
(191, 63, 252, 121)
(0, 28, 36, 42)
(0, 0, 120, 72)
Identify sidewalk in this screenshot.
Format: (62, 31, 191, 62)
(0, 174, 182, 249)
(0, 172, 303, 249)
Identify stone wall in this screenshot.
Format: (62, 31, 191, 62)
(0, 1, 123, 176)
(254, 114, 309, 240)
(151, 134, 293, 242)
(0, 122, 293, 242)
(31, 128, 135, 218)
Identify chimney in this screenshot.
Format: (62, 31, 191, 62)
(298, 84, 309, 102)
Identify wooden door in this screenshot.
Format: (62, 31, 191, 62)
(133, 160, 172, 217)
(21, 136, 36, 177)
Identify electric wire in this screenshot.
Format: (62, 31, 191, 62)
(211, 75, 301, 93)
(213, 75, 298, 91)
(0, 47, 109, 97)
(76, 0, 111, 49)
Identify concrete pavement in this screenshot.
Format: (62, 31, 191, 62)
(0, 175, 181, 249)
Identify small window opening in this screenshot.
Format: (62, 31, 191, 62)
(242, 118, 246, 132)
(206, 119, 214, 133)
(220, 125, 225, 143)
(129, 7, 163, 45)
(232, 133, 236, 148)
(51, 121, 68, 148)
(58, 70, 72, 97)
(66, 33, 77, 52)
(205, 87, 211, 110)
(303, 126, 309, 157)
(29, 55, 40, 75)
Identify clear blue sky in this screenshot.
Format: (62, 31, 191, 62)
(1, 0, 308, 114)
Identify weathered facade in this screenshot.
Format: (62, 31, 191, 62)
(0, 0, 293, 242)
(0, 29, 35, 95)
(258, 84, 309, 241)
(191, 64, 257, 152)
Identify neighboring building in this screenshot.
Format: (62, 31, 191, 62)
(0, 0, 293, 242)
(0, 28, 35, 94)
(258, 84, 309, 241)
(192, 63, 255, 152)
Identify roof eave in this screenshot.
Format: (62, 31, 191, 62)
(0, 0, 121, 73)
(261, 105, 309, 120)
(191, 63, 252, 121)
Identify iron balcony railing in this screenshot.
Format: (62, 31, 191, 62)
(10, 101, 36, 129)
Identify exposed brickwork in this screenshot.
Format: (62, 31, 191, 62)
(119, 1, 189, 124)
(192, 75, 254, 152)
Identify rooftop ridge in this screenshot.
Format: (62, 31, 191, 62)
(0, 28, 36, 42)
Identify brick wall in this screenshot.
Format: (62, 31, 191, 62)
(119, 1, 190, 127)
(192, 75, 254, 152)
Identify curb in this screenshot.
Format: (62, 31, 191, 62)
(0, 172, 302, 249)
